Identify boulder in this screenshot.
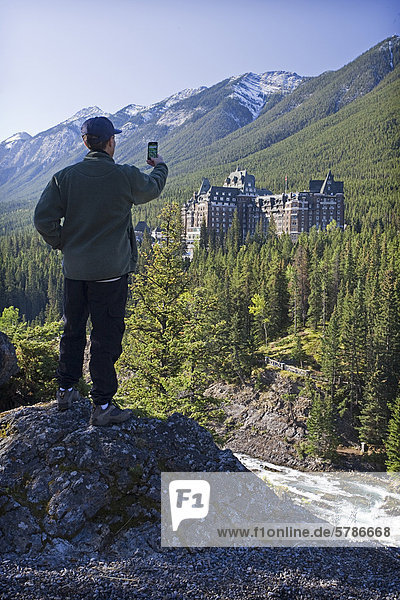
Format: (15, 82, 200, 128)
(0, 399, 246, 558)
(0, 331, 18, 387)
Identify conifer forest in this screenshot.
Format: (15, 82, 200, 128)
(1, 200, 399, 470)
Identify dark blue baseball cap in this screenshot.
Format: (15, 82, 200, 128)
(81, 116, 122, 142)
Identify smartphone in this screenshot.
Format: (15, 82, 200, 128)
(147, 141, 158, 160)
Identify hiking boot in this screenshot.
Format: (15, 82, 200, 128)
(90, 402, 133, 427)
(57, 388, 81, 411)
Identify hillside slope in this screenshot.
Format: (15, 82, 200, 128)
(161, 35, 399, 176)
(164, 64, 400, 229)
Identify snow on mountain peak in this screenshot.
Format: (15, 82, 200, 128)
(163, 87, 207, 108)
(1, 131, 32, 148)
(229, 71, 302, 119)
(119, 104, 146, 117)
(62, 106, 106, 127)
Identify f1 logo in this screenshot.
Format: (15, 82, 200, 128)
(169, 480, 210, 531)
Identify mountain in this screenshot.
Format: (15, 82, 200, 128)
(160, 36, 400, 229)
(0, 71, 302, 215)
(0, 35, 399, 231)
(150, 35, 400, 229)
(162, 36, 399, 174)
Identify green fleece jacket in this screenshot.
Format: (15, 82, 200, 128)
(34, 151, 168, 280)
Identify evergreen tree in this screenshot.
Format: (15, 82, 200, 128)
(249, 292, 269, 347)
(292, 333, 306, 368)
(118, 202, 188, 411)
(226, 209, 242, 254)
(373, 267, 400, 402)
(137, 228, 154, 273)
(386, 396, 400, 472)
(267, 215, 278, 243)
(307, 250, 322, 330)
(199, 218, 208, 250)
(339, 281, 368, 420)
(321, 306, 341, 404)
(305, 382, 338, 459)
(265, 257, 290, 339)
(118, 202, 224, 421)
(293, 242, 310, 328)
(358, 361, 391, 447)
(287, 264, 300, 334)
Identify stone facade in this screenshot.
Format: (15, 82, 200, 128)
(260, 171, 345, 241)
(182, 168, 270, 255)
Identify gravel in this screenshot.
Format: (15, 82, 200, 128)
(0, 546, 399, 600)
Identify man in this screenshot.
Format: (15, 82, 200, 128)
(34, 116, 168, 426)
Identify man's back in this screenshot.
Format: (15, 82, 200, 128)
(34, 150, 168, 280)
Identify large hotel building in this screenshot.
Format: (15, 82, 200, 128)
(182, 169, 344, 254)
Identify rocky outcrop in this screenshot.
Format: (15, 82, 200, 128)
(0, 399, 246, 558)
(207, 370, 380, 471)
(206, 370, 319, 469)
(0, 332, 18, 387)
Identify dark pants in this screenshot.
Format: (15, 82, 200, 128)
(57, 275, 128, 406)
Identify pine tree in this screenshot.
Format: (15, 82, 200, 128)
(222, 250, 254, 382)
(374, 267, 400, 402)
(306, 383, 338, 459)
(292, 333, 306, 368)
(226, 209, 242, 254)
(321, 306, 341, 404)
(339, 281, 368, 420)
(358, 361, 391, 447)
(267, 215, 278, 243)
(176, 286, 227, 424)
(293, 243, 310, 328)
(137, 228, 154, 273)
(199, 218, 208, 250)
(266, 258, 290, 339)
(287, 264, 300, 334)
(386, 396, 400, 472)
(307, 251, 322, 330)
(249, 292, 269, 347)
(118, 202, 188, 412)
(118, 202, 225, 421)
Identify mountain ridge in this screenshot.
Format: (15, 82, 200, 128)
(0, 70, 302, 212)
(0, 35, 398, 229)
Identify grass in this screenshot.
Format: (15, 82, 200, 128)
(264, 328, 323, 372)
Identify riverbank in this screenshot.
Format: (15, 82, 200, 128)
(206, 372, 386, 472)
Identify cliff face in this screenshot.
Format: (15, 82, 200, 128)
(0, 399, 245, 558)
(207, 370, 377, 471)
(206, 370, 315, 470)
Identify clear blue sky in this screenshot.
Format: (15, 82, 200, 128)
(1, 0, 398, 142)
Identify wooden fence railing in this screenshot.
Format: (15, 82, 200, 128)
(264, 356, 327, 381)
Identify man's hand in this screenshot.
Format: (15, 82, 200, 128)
(147, 155, 165, 167)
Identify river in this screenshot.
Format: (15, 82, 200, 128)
(235, 452, 400, 548)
